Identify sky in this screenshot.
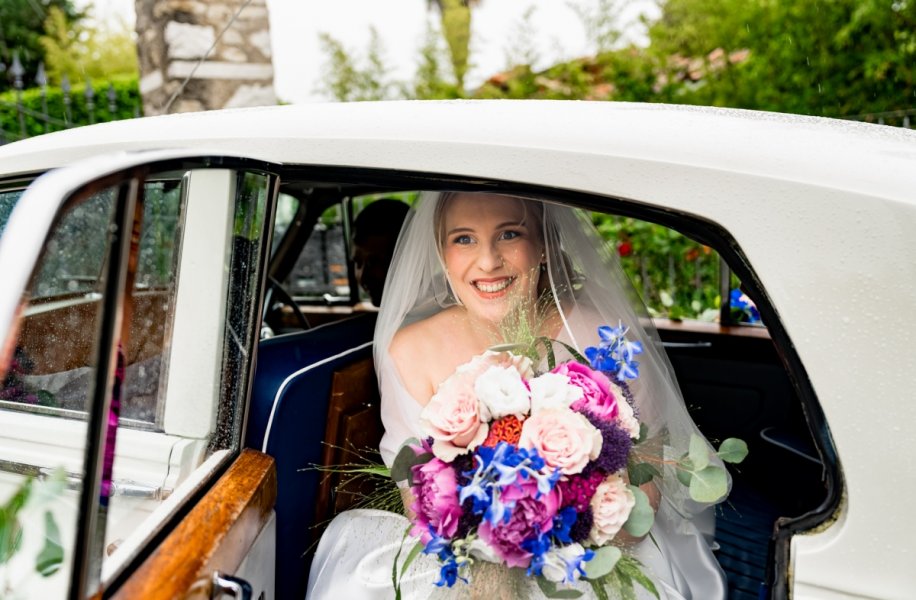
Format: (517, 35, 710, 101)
(76, 0, 659, 104)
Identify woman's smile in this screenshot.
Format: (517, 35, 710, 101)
(472, 276, 517, 296)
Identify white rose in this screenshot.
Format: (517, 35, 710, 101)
(474, 365, 530, 419)
(540, 543, 588, 583)
(529, 373, 583, 413)
(588, 474, 636, 546)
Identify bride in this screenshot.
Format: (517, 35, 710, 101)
(306, 191, 729, 599)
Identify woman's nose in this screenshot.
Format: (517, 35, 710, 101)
(477, 242, 503, 271)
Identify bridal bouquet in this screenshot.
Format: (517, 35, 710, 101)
(390, 324, 746, 597)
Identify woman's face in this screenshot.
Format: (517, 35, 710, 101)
(441, 194, 543, 324)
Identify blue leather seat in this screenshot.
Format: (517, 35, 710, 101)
(247, 313, 377, 600)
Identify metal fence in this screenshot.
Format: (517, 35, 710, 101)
(0, 54, 141, 146)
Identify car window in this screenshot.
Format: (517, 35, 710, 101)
(0, 166, 272, 595)
(102, 169, 271, 580)
(0, 188, 24, 236)
(283, 203, 350, 302)
(4, 180, 184, 425)
(594, 213, 761, 326)
(0, 184, 118, 598)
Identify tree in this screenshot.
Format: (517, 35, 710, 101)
(0, 0, 84, 92)
(427, 0, 479, 92)
(39, 7, 138, 86)
(647, 0, 916, 118)
(316, 28, 396, 102)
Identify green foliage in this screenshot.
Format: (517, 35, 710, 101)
(622, 485, 654, 537)
(411, 19, 465, 100)
(590, 214, 721, 321)
(1, 470, 66, 595)
(0, 74, 140, 142)
(0, 0, 84, 93)
(436, 0, 472, 90)
(39, 6, 138, 86)
(316, 28, 398, 102)
(583, 545, 622, 579)
(647, 0, 916, 118)
(716, 437, 749, 463)
(568, 0, 625, 54)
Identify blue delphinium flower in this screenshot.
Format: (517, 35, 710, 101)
(551, 507, 578, 544)
(458, 442, 560, 527)
(584, 322, 643, 381)
(423, 528, 468, 588)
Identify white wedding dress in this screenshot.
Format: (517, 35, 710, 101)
(306, 193, 728, 599)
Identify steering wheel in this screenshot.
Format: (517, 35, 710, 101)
(262, 277, 309, 336)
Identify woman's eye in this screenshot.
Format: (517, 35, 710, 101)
(500, 230, 521, 241)
(452, 234, 473, 245)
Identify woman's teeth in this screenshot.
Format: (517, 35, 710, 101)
(474, 277, 515, 293)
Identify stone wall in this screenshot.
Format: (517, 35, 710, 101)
(135, 0, 276, 115)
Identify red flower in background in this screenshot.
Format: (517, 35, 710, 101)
(617, 241, 633, 257)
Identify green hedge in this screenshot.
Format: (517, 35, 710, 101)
(0, 74, 141, 141)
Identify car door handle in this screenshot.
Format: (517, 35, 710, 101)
(37, 466, 164, 499)
(211, 571, 253, 600)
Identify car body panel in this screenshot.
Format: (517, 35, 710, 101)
(1, 101, 915, 597)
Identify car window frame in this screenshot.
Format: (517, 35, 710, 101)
(0, 153, 280, 599)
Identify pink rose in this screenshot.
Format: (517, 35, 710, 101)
(421, 373, 489, 462)
(588, 474, 635, 545)
(518, 408, 602, 475)
(553, 362, 619, 422)
(478, 481, 559, 568)
(410, 458, 462, 544)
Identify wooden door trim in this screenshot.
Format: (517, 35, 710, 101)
(110, 449, 276, 600)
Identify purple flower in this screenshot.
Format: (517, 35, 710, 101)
(478, 480, 560, 568)
(583, 411, 633, 474)
(410, 458, 462, 545)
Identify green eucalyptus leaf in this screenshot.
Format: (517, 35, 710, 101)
(35, 511, 63, 577)
(623, 486, 654, 538)
(688, 434, 710, 471)
(536, 576, 584, 598)
(717, 438, 749, 464)
(627, 462, 660, 486)
(583, 545, 622, 579)
(676, 456, 693, 487)
(390, 439, 428, 484)
(689, 466, 729, 503)
(636, 422, 649, 444)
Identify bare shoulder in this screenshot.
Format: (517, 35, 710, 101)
(389, 308, 465, 405)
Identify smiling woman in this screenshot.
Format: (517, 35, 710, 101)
(308, 190, 734, 599)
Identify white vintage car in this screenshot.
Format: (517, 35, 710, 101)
(0, 101, 913, 600)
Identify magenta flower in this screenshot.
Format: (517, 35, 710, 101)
(410, 458, 462, 545)
(477, 481, 560, 568)
(552, 362, 619, 422)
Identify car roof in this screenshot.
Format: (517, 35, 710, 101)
(0, 100, 913, 207)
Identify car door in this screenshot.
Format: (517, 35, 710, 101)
(0, 150, 280, 599)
